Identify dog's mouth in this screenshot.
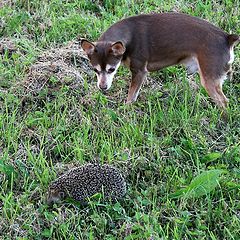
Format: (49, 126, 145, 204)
(98, 82, 111, 92)
(99, 86, 108, 92)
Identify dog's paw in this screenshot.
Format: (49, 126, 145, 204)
(125, 99, 135, 104)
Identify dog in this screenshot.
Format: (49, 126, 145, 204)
(81, 12, 239, 108)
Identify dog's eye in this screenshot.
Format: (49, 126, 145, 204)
(93, 68, 99, 74)
(108, 68, 115, 73)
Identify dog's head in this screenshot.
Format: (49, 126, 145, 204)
(81, 39, 125, 91)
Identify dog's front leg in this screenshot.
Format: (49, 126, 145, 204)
(126, 69, 147, 104)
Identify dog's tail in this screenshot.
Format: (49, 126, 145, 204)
(227, 34, 240, 46)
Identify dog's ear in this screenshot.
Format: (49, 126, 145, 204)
(227, 34, 239, 46)
(110, 41, 126, 56)
(81, 39, 95, 55)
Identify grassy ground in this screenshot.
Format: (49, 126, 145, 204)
(0, 0, 240, 239)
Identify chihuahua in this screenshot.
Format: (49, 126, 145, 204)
(81, 12, 239, 108)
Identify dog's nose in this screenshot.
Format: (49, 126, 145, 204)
(100, 85, 108, 91)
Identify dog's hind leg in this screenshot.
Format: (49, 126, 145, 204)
(199, 71, 228, 108)
(197, 49, 231, 108)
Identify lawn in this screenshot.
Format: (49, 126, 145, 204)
(0, 0, 240, 239)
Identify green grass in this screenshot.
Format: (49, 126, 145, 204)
(0, 0, 240, 239)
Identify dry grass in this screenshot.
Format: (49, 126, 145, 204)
(23, 40, 92, 95)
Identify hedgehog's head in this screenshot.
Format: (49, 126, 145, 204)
(46, 183, 67, 206)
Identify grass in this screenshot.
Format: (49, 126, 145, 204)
(0, 0, 240, 239)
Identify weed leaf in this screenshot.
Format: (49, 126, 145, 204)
(169, 169, 225, 199)
(201, 152, 222, 163)
(184, 169, 225, 198)
(201, 152, 222, 164)
(0, 160, 17, 179)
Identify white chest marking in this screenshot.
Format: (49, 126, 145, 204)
(228, 47, 234, 64)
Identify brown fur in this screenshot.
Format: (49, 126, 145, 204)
(81, 13, 239, 108)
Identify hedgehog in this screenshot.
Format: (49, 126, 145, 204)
(46, 163, 127, 205)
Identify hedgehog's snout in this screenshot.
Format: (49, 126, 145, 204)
(46, 195, 55, 206)
(46, 188, 66, 206)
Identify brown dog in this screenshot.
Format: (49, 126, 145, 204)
(81, 13, 239, 108)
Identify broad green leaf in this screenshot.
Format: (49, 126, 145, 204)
(168, 188, 186, 199)
(107, 109, 118, 121)
(41, 228, 52, 238)
(169, 169, 225, 199)
(225, 181, 240, 190)
(201, 152, 222, 164)
(184, 169, 225, 198)
(0, 160, 17, 178)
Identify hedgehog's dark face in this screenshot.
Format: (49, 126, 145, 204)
(46, 187, 66, 205)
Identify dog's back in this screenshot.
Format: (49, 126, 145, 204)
(100, 13, 232, 62)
